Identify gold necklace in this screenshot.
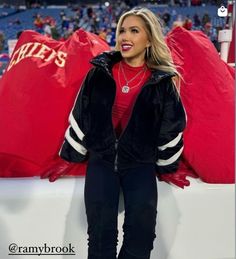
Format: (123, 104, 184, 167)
(119, 62, 147, 94)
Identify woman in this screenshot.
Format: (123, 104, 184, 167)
(42, 7, 188, 259)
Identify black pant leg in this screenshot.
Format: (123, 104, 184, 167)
(84, 158, 120, 259)
(118, 164, 158, 259)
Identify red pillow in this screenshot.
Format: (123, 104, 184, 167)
(0, 29, 110, 177)
(166, 27, 234, 183)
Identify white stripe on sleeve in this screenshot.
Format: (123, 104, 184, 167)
(65, 127, 87, 155)
(158, 132, 182, 151)
(69, 113, 85, 141)
(156, 146, 183, 166)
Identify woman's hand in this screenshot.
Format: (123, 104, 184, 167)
(40, 158, 75, 182)
(157, 171, 190, 189)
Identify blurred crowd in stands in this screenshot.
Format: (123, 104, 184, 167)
(0, 0, 228, 55)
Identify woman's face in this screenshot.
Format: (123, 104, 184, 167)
(117, 15, 150, 67)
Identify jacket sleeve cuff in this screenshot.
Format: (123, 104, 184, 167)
(59, 139, 88, 163)
(155, 154, 182, 174)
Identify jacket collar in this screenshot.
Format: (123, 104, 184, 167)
(90, 51, 122, 76)
(90, 51, 175, 83)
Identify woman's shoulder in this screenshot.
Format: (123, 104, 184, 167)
(150, 68, 176, 84)
(150, 69, 180, 97)
(90, 50, 122, 66)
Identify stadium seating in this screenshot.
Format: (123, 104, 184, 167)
(0, 5, 225, 52)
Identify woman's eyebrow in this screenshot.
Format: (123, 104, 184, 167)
(130, 26, 141, 30)
(121, 25, 141, 30)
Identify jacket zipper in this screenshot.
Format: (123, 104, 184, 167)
(103, 66, 168, 173)
(113, 81, 150, 173)
(114, 139, 118, 172)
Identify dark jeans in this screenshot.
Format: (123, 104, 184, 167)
(84, 157, 158, 259)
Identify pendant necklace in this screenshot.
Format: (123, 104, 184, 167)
(119, 61, 147, 94)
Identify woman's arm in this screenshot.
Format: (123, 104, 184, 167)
(59, 67, 96, 163)
(156, 78, 187, 174)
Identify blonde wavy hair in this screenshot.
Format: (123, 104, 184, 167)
(115, 7, 181, 91)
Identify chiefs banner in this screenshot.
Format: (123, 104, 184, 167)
(0, 29, 110, 177)
(166, 27, 234, 183)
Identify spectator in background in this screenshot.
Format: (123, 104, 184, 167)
(0, 31, 5, 53)
(34, 14, 44, 33)
(162, 10, 171, 27)
(60, 10, 66, 19)
(16, 30, 23, 39)
(98, 28, 107, 41)
(213, 25, 222, 52)
(44, 21, 52, 37)
(43, 16, 56, 37)
(172, 14, 184, 29)
(106, 28, 116, 47)
(61, 15, 70, 31)
(51, 26, 60, 40)
(193, 13, 201, 27)
(183, 15, 193, 30)
(87, 7, 93, 18)
(44, 16, 56, 27)
(202, 22, 218, 47)
(202, 22, 211, 37)
(201, 12, 211, 27)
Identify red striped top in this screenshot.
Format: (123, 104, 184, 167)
(112, 60, 151, 137)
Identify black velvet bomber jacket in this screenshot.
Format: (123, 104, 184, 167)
(59, 51, 186, 174)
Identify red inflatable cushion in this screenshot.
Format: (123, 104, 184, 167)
(166, 27, 234, 183)
(0, 29, 109, 177)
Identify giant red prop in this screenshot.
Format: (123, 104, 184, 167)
(0, 29, 110, 177)
(166, 27, 234, 183)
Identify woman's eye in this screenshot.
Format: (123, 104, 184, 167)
(119, 29, 125, 34)
(131, 28, 139, 33)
